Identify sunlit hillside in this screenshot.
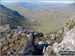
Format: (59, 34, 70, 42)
(1, 2, 75, 33)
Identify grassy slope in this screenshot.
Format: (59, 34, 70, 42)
(8, 4, 75, 34)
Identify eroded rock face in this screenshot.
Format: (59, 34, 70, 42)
(53, 26, 75, 54)
(43, 46, 54, 56)
(19, 33, 39, 55)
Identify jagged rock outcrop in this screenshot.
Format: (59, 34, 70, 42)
(63, 18, 75, 32)
(53, 26, 75, 55)
(43, 45, 54, 56)
(19, 33, 39, 55)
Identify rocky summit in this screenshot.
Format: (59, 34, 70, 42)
(53, 26, 75, 55)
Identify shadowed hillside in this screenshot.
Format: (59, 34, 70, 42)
(0, 4, 31, 28)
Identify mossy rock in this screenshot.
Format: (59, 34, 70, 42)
(50, 37, 63, 44)
(69, 24, 74, 30)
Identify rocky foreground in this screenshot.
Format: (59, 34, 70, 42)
(0, 20, 75, 56)
(53, 26, 75, 56)
(0, 25, 55, 55)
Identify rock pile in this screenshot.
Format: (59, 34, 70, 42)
(0, 26, 44, 55)
(0, 32, 28, 55)
(1, 25, 73, 55)
(53, 26, 75, 55)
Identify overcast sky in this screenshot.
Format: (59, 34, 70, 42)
(1, 0, 75, 1)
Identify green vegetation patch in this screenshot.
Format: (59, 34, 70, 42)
(50, 37, 63, 44)
(69, 24, 74, 30)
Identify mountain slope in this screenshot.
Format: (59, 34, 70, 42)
(0, 4, 30, 28)
(8, 3, 75, 33)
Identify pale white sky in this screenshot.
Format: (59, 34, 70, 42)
(1, 0, 75, 1)
(1, 0, 75, 4)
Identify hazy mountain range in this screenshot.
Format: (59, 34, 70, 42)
(1, 2, 75, 33)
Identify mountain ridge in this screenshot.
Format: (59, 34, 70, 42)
(0, 4, 30, 28)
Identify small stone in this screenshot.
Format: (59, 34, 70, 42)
(1, 39, 9, 45)
(50, 34, 56, 40)
(46, 40, 51, 45)
(12, 33, 19, 40)
(0, 43, 3, 51)
(34, 32, 43, 37)
(39, 32, 44, 37)
(43, 46, 54, 56)
(0, 43, 2, 48)
(7, 51, 17, 55)
(23, 30, 31, 34)
(2, 46, 8, 52)
(30, 30, 36, 33)
(13, 40, 19, 44)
